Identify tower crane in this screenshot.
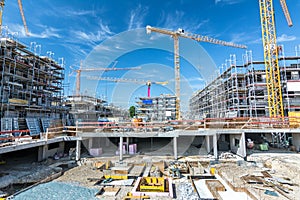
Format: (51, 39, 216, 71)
(71, 61, 141, 96)
(0, 0, 29, 36)
(146, 25, 247, 119)
(259, 0, 293, 118)
(87, 76, 168, 98)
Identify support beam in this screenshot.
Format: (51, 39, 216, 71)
(213, 133, 218, 160)
(38, 145, 47, 162)
(126, 137, 129, 153)
(88, 138, 93, 149)
(206, 135, 211, 153)
(105, 137, 110, 147)
(119, 137, 123, 161)
(237, 132, 247, 158)
(173, 137, 178, 160)
(241, 132, 247, 158)
(75, 140, 81, 161)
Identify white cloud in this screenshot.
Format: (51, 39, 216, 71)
(7, 23, 61, 38)
(277, 34, 296, 42)
(72, 20, 114, 44)
(215, 0, 244, 5)
(64, 9, 95, 17)
(159, 11, 209, 34)
(128, 4, 148, 30)
(30, 27, 61, 39)
(187, 77, 205, 82)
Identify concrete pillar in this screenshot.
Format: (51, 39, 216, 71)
(59, 142, 65, 153)
(88, 138, 93, 149)
(173, 137, 178, 160)
(105, 137, 110, 147)
(38, 145, 47, 161)
(119, 137, 123, 161)
(292, 133, 300, 151)
(75, 139, 81, 161)
(237, 132, 247, 158)
(126, 137, 129, 153)
(206, 135, 211, 153)
(213, 133, 218, 160)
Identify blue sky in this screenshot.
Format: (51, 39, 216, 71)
(3, 0, 300, 110)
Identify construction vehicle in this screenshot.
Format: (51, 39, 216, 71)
(70, 61, 141, 96)
(87, 76, 168, 98)
(259, 0, 293, 118)
(146, 25, 247, 119)
(0, 0, 29, 35)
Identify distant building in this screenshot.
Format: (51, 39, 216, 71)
(65, 95, 129, 124)
(136, 94, 177, 121)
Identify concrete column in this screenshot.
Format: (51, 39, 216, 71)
(173, 137, 178, 160)
(88, 138, 93, 149)
(126, 137, 129, 153)
(213, 133, 218, 160)
(206, 135, 211, 153)
(38, 145, 47, 161)
(292, 133, 300, 151)
(59, 142, 65, 153)
(237, 132, 247, 158)
(75, 139, 81, 161)
(105, 137, 110, 147)
(119, 137, 123, 161)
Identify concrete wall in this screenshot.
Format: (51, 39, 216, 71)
(229, 134, 246, 158)
(292, 133, 300, 151)
(38, 142, 65, 161)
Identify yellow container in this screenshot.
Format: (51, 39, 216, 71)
(210, 167, 216, 175)
(289, 112, 300, 128)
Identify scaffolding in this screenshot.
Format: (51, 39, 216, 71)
(189, 48, 300, 120)
(0, 37, 67, 136)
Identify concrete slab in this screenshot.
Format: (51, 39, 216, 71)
(219, 191, 252, 200)
(100, 179, 135, 186)
(193, 179, 214, 199)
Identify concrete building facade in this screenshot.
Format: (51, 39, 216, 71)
(136, 94, 177, 121)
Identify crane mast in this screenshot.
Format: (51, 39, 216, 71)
(17, 0, 29, 35)
(279, 0, 293, 27)
(0, 0, 4, 34)
(0, 0, 29, 36)
(259, 0, 292, 118)
(146, 25, 247, 119)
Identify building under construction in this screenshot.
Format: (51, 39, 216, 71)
(65, 95, 129, 123)
(0, 37, 68, 136)
(136, 94, 177, 121)
(189, 51, 300, 119)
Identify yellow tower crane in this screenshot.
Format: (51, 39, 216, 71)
(87, 76, 168, 98)
(71, 61, 141, 96)
(0, 0, 29, 36)
(259, 0, 293, 118)
(146, 25, 247, 119)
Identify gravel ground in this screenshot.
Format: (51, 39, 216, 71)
(2, 152, 300, 199)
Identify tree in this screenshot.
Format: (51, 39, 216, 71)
(129, 106, 136, 118)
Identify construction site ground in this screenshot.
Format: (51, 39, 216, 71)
(1, 148, 300, 200)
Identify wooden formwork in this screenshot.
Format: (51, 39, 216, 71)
(205, 179, 226, 200)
